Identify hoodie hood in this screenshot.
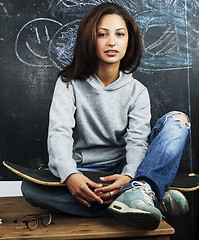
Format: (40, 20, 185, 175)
(87, 72, 135, 91)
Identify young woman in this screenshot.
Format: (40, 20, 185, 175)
(22, 2, 190, 230)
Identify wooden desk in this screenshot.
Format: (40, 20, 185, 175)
(0, 197, 174, 239)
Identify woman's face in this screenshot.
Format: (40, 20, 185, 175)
(96, 14, 129, 67)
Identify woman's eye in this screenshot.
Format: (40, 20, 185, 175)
(117, 33, 125, 37)
(97, 33, 107, 37)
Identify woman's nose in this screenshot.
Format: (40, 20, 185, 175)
(107, 37, 116, 47)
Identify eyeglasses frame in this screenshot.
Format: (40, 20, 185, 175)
(14, 213, 53, 231)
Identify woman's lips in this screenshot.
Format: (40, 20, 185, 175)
(105, 50, 118, 56)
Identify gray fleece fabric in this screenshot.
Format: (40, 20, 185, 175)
(48, 72, 151, 183)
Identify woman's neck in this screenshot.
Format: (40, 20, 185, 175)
(96, 63, 120, 87)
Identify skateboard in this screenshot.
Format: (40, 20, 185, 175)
(168, 172, 199, 192)
(2, 161, 113, 186)
(3, 161, 199, 191)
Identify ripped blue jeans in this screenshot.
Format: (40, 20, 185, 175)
(21, 111, 190, 217)
(121, 111, 191, 206)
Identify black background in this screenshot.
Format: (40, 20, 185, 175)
(0, 1, 198, 239)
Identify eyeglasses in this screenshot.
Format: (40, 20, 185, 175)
(14, 213, 54, 231)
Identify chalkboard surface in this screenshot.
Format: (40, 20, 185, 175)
(0, 0, 198, 180)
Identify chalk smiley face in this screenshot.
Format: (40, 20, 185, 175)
(15, 18, 62, 67)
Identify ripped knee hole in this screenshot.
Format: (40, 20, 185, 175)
(173, 114, 189, 127)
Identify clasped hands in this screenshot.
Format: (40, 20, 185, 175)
(65, 173, 131, 207)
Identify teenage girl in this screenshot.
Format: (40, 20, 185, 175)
(22, 2, 190, 230)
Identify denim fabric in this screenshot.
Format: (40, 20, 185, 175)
(21, 157, 127, 217)
(21, 111, 190, 216)
(121, 111, 190, 206)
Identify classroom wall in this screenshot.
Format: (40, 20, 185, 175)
(0, 1, 198, 239)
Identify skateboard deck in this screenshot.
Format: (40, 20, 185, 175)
(169, 172, 199, 192)
(3, 161, 199, 191)
(2, 161, 113, 186)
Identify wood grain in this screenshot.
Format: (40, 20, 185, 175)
(0, 197, 175, 240)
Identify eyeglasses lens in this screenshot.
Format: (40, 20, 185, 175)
(41, 214, 52, 227)
(27, 217, 39, 231)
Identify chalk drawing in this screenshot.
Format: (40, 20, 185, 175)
(134, 0, 199, 72)
(135, 10, 184, 71)
(57, 0, 97, 7)
(0, 2, 10, 17)
(15, 18, 62, 67)
(135, 9, 191, 72)
(14, 0, 198, 72)
(48, 19, 80, 69)
(55, 0, 139, 14)
(164, 0, 177, 4)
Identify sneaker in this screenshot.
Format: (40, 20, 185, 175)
(160, 190, 189, 216)
(108, 181, 162, 230)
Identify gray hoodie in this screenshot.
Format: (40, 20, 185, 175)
(48, 72, 151, 183)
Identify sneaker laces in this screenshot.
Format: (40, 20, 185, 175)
(131, 181, 156, 206)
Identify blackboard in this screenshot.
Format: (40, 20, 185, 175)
(0, 0, 198, 181)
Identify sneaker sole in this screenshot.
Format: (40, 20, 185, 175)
(108, 201, 161, 230)
(160, 190, 189, 216)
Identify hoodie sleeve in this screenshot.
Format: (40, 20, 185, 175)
(122, 87, 151, 178)
(48, 77, 79, 183)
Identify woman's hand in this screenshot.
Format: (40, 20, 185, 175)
(65, 173, 103, 207)
(94, 174, 131, 204)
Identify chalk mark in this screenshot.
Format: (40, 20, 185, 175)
(164, 0, 177, 4)
(15, 0, 198, 71)
(144, 26, 179, 55)
(135, 8, 192, 72)
(25, 42, 48, 59)
(34, 27, 41, 44)
(15, 18, 62, 67)
(48, 19, 81, 69)
(45, 26, 50, 41)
